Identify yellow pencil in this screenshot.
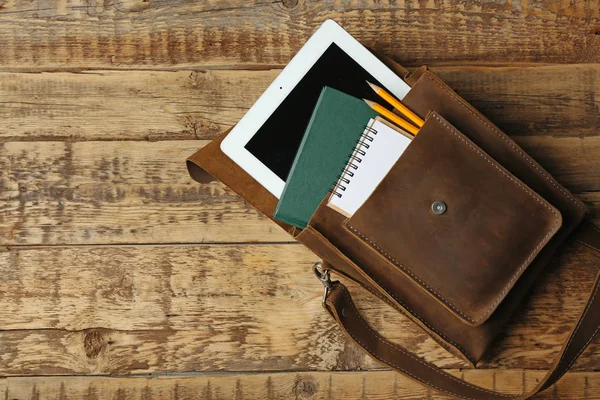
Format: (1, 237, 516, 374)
(367, 81, 424, 128)
(363, 99, 420, 136)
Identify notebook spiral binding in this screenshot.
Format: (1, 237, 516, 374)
(330, 125, 378, 198)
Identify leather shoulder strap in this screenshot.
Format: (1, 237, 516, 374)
(321, 220, 600, 399)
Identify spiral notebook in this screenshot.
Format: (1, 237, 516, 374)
(328, 117, 413, 217)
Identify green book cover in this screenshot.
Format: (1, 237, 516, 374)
(274, 87, 377, 229)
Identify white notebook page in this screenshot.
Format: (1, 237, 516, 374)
(328, 119, 412, 217)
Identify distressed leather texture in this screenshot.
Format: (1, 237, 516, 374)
(322, 222, 600, 399)
(344, 112, 561, 326)
(186, 57, 599, 399)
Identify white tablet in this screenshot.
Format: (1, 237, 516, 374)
(220, 19, 411, 198)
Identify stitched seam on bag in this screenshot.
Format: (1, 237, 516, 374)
(584, 221, 600, 236)
(347, 113, 560, 324)
(424, 72, 585, 212)
(575, 222, 600, 251)
(590, 223, 600, 234)
(563, 322, 600, 374)
(510, 226, 600, 385)
(552, 262, 600, 383)
(338, 287, 514, 399)
(355, 271, 475, 364)
(575, 238, 600, 253)
(307, 227, 475, 362)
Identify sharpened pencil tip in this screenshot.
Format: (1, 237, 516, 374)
(366, 81, 380, 91)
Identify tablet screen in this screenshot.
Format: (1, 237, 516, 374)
(244, 43, 391, 181)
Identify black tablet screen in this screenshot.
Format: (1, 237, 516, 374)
(244, 43, 392, 181)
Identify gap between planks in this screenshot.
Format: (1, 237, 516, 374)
(2, 370, 600, 400)
(0, 241, 301, 250)
(0, 61, 577, 74)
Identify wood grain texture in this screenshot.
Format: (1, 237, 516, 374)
(0, 140, 290, 245)
(0, 0, 600, 71)
(2, 1, 600, 397)
(1, 64, 599, 142)
(0, 242, 599, 375)
(5, 370, 600, 400)
(0, 70, 272, 142)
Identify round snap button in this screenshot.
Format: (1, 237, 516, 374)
(431, 201, 447, 215)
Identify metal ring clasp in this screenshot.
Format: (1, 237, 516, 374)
(313, 262, 332, 305)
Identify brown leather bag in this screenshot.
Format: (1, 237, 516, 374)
(186, 58, 600, 399)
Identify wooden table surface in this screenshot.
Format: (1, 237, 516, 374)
(1, 1, 600, 399)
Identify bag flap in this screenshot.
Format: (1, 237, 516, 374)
(402, 70, 587, 234)
(343, 112, 563, 326)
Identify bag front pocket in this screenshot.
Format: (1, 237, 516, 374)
(344, 111, 562, 326)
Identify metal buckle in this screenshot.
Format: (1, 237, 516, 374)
(313, 261, 332, 305)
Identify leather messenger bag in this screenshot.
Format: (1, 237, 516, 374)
(186, 58, 600, 399)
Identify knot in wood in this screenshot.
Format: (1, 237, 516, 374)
(83, 329, 107, 359)
(282, 0, 298, 9)
(294, 378, 317, 398)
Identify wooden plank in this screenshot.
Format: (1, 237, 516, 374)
(0, 140, 290, 245)
(0, 0, 600, 71)
(5, 370, 600, 400)
(1, 138, 600, 246)
(0, 70, 276, 142)
(0, 242, 599, 375)
(1, 65, 600, 142)
(0, 244, 318, 331)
